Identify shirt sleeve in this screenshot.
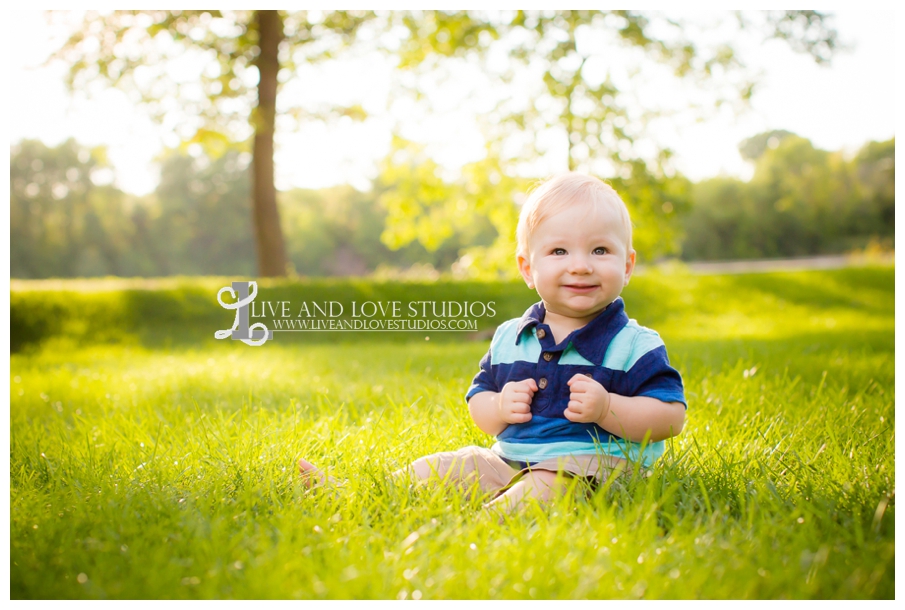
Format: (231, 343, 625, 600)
(465, 343, 497, 403)
(623, 345, 687, 408)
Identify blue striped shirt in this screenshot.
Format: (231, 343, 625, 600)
(466, 298, 686, 466)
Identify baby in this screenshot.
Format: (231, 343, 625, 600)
(299, 172, 686, 511)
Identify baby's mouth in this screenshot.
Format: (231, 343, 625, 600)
(563, 284, 598, 292)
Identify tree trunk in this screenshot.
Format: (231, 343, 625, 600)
(252, 10, 288, 277)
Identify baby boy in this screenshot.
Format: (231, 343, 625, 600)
(299, 172, 686, 511)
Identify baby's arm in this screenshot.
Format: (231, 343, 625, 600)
(564, 374, 684, 442)
(468, 379, 538, 437)
(597, 394, 684, 442)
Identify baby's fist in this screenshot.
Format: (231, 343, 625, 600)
(564, 374, 610, 424)
(499, 378, 537, 424)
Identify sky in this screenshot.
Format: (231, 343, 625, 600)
(7, 9, 897, 196)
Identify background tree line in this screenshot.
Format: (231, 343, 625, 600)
(9, 138, 486, 279)
(682, 131, 894, 260)
(10, 132, 893, 280)
(47, 10, 843, 277)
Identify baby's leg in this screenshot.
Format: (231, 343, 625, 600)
(297, 450, 482, 491)
(392, 446, 517, 495)
(483, 469, 566, 513)
(298, 447, 516, 496)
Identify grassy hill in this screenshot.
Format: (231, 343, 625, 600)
(10, 266, 894, 599)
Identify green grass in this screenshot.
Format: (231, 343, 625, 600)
(10, 266, 894, 599)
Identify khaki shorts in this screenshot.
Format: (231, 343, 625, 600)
(408, 445, 627, 496)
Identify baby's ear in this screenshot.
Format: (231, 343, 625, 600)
(623, 249, 636, 286)
(517, 253, 535, 289)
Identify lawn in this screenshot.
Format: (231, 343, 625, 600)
(9, 266, 895, 599)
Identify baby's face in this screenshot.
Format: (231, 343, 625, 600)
(518, 201, 635, 324)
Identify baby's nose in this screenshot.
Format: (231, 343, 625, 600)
(568, 255, 593, 273)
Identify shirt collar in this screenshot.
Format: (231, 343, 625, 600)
(515, 297, 630, 365)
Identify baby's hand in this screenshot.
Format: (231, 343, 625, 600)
(498, 379, 537, 424)
(564, 374, 610, 424)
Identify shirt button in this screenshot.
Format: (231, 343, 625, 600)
(543, 352, 553, 361)
(536, 328, 546, 339)
(538, 377, 548, 389)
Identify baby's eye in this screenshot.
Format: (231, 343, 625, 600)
(593, 247, 608, 255)
(552, 248, 567, 255)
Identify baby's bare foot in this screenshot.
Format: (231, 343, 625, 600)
(479, 503, 508, 525)
(298, 458, 342, 490)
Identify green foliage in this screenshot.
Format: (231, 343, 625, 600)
(760, 10, 842, 64)
(51, 9, 840, 160)
(9, 140, 259, 279)
(378, 11, 839, 272)
(378, 139, 463, 253)
(608, 161, 692, 262)
(394, 11, 839, 173)
(9, 266, 895, 598)
(377, 145, 692, 276)
(280, 183, 471, 276)
(49, 10, 384, 276)
(152, 149, 257, 276)
(737, 129, 795, 162)
(11, 131, 895, 281)
(377, 138, 523, 279)
(8, 139, 499, 280)
(393, 11, 499, 68)
(682, 136, 895, 260)
(51, 10, 377, 144)
(10, 139, 151, 278)
(853, 139, 895, 230)
(33, 12, 852, 281)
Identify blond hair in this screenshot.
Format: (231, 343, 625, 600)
(516, 172, 633, 257)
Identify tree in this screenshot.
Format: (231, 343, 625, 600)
(377, 137, 525, 278)
(51, 10, 375, 277)
(50, 11, 842, 276)
(681, 135, 894, 260)
(853, 139, 895, 233)
(738, 129, 796, 162)
(10, 139, 137, 278)
(382, 11, 839, 270)
(395, 11, 839, 172)
(151, 148, 257, 276)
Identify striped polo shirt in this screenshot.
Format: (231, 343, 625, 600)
(466, 298, 686, 467)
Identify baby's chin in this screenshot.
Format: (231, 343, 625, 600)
(543, 301, 610, 320)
